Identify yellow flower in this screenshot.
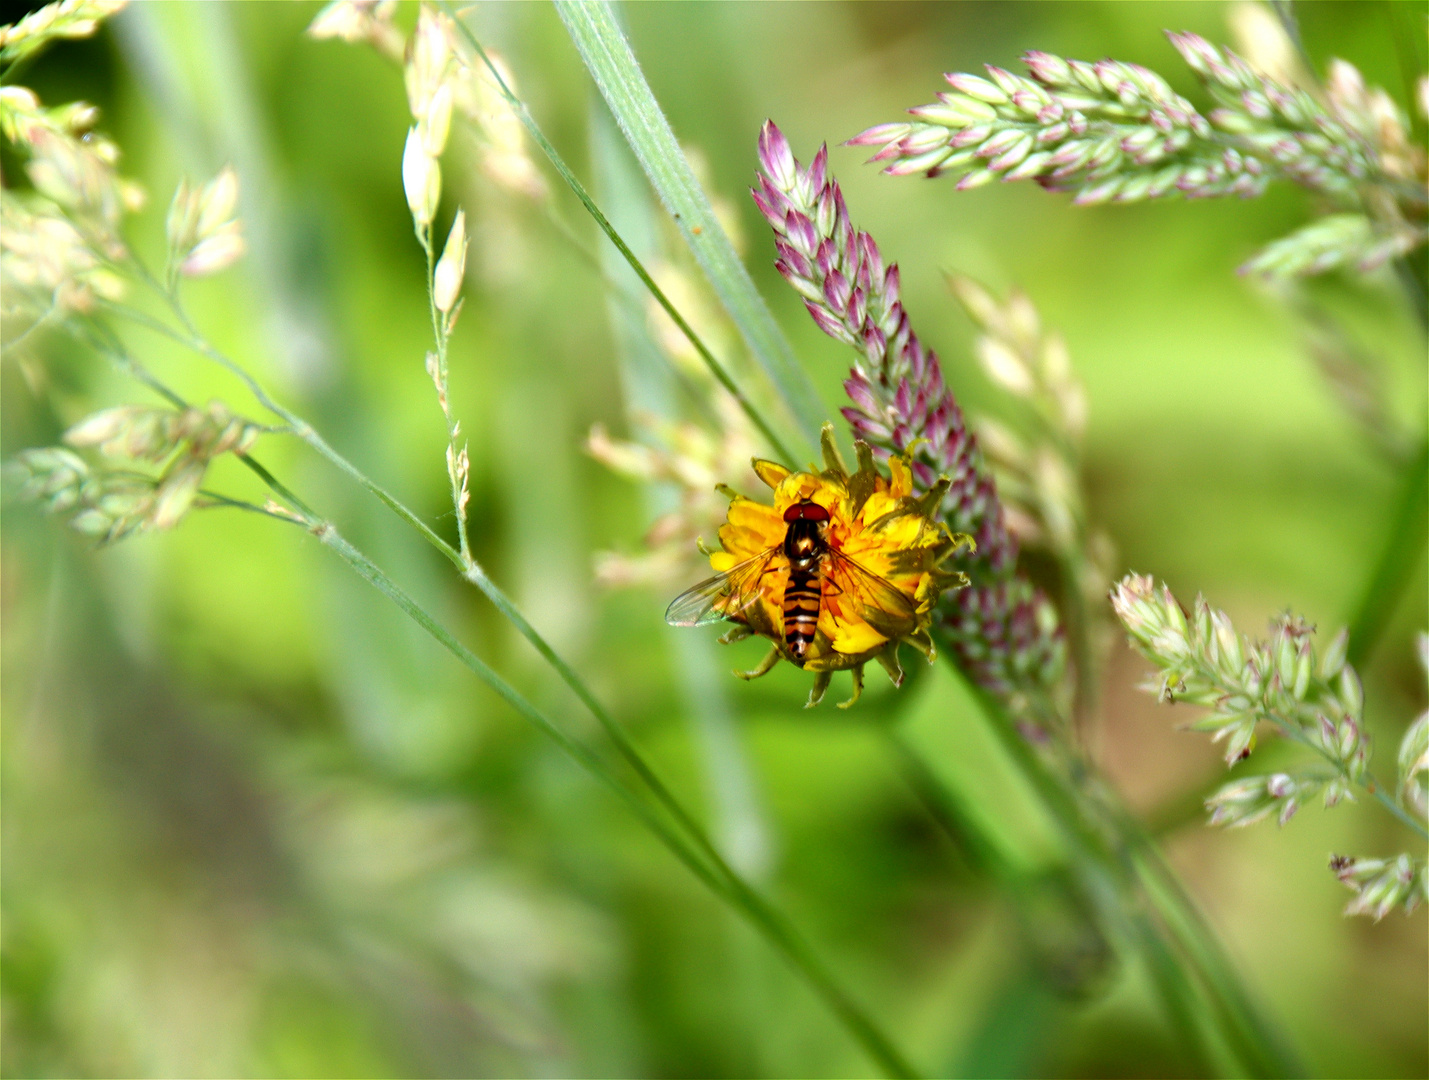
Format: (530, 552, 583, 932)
(690, 426, 972, 706)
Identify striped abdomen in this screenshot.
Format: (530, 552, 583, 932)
(782, 565, 822, 665)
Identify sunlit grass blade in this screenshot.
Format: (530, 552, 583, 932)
(553, 0, 827, 454)
(437, 0, 798, 465)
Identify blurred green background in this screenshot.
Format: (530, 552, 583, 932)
(2, 2, 1425, 1077)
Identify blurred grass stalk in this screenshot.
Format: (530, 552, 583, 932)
(549, 0, 826, 457)
(588, 101, 774, 883)
(98, 4, 923, 1075)
(554, 2, 1306, 1076)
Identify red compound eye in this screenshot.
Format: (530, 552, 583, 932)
(783, 500, 830, 522)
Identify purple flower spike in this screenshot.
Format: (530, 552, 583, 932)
(753, 121, 1067, 705)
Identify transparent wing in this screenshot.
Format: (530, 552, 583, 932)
(825, 547, 919, 627)
(665, 547, 780, 627)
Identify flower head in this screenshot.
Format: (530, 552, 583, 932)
(679, 427, 971, 707)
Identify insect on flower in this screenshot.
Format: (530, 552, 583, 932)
(666, 426, 973, 707)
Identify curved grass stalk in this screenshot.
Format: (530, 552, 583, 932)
(247, 452, 918, 1079)
(436, 0, 799, 466)
(95, 291, 919, 1080)
(106, 291, 769, 879)
(551, 0, 827, 452)
(324, 520, 920, 1080)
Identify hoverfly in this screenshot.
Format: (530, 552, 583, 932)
(664, 498, 918, 666)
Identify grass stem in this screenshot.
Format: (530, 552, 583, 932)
(101, 271, 918, 1080)
(552, 0, 827, 451)
(439, 0, 802, 466)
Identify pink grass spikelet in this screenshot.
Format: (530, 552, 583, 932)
(841, 30, 1423, 275)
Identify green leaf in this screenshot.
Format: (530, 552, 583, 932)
(555, 0, 827, 455)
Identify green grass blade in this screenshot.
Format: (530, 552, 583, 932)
(102, 282, 921, 1080)
(439, 1, 798, 466)
(319, 513, 922, 1080)
(591, 100, 773, 878)
(554, 0, 827, 454)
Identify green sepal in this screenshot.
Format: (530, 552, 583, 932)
(819, 423, 849, 479)
(715, 483, 742, 501)
(903, 628, 936, 662)
(805, 670, 832, 707)
(875, 645, 905, 688)
(837, 664, 865, 710)
(912, 476, 952, 519)
(735, 645, 781, 681)
(929, 568, 971, 594)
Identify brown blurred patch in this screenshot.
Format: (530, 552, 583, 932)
(1090, 638, 1225, 819)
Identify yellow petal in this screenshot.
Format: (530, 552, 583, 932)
(710, 551, 741, 572)
(752, 458, 791, 489)
(727, 496, 782, 538)
(858, 491, 899, 523)
(889, 455, 912, 498)
(718, 523, 773, 558)
(820, 609, 888, 655)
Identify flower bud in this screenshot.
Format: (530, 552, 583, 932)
(402, 126, 441, 225)
(166, 176, 197, 253)
(151, 458, 206, 530)
(432, 208, 467, 314)
(182, 224, 246, 277)
(421, 82, 453, 157)
(945, 73, 1007, 105)
(976, 337, 1034, 395)
(195, 165, 239, 239)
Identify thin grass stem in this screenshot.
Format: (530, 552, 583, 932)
(1, 302, 63, 356)
(552, 0, 826, 451)
(194, 489, 302, 522)
(438, 1, 800, 466)
(1272, 721, 1429, 841)
(98, 270, 918, 1080)
(417, 220, 473, 561)
(250, 465, 919, 1079)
